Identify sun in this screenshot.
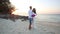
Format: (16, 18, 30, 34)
(10, 0, 29, 15)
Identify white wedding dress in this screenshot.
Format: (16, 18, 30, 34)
(32, 15, 37, 29)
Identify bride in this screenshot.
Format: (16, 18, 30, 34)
(32, 8, 37, 29)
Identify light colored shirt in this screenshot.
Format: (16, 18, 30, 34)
(28, 9, 33, 18)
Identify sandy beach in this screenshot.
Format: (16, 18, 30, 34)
(0, 18, 60, 34)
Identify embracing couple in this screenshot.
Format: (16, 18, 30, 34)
(28, 6, 37, 30)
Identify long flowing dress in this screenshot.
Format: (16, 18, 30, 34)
(32, 12, 37, 28)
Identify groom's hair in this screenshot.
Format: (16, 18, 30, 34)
(29, 6, 32, 9)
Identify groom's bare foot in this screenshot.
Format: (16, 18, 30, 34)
(29, 25, 31, 30)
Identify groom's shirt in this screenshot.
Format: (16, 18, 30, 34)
(28, 9, 33, 18)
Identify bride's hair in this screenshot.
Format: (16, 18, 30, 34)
(32, 8, 36, 14)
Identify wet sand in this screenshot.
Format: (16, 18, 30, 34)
(0, 18, 60, 34)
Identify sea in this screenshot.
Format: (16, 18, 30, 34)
(36, 14, 60, 23)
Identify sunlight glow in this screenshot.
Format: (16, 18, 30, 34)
(10, 0, 60, 15)
(10, 0, 40, 15)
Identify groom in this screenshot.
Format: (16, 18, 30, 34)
(28, 6, 33, 30)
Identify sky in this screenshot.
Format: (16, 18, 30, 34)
(10, 0, 60, 15)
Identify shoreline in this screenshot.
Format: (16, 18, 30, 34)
(0, 18, 60, 34)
